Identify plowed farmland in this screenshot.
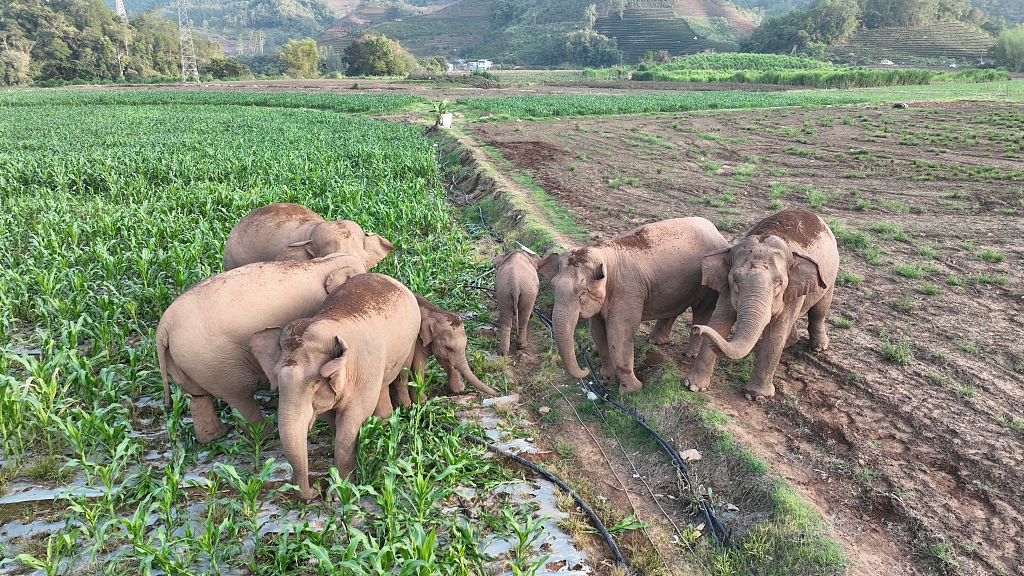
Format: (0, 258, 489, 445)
(468, 101, 1024, 575)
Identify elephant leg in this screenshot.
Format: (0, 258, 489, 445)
(498, 312, 513, 356)
(189, 394, 230, 443)
(515, 297, 532, 350)
(785, 326, 801, 348)
(606, 307, 645, 393)
(807, 285, 834, 352)
(649, 315, 677, 345)
(374, 383, 393, 418)
(589, 316, 613, 380)
(683, 297, 717, 358)
(223, 390, 274, 440)
(332, 387, 379, 481)
(746, 303, 803, 401)
(684, 301, 736, 392)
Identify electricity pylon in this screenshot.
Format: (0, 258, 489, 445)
(115, 0, 128, 23)
(177, 0, 200, 83)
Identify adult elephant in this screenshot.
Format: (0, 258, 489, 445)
(157, 254, 365, 442)
(685, 209, 839, 401)
(222, 203, 393, 271)
(250, 273, 421, 500)
(538, 218, 729, 393)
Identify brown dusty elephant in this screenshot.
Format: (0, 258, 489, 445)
(391, 295, 498, 407)
(156, 254, 366, 442)
(221, 203, 393, 271)
(685, 209, 839, 401)
(249, 273, 420, 500)
(538, 218, 729, 393)
(492, 249, 541, 356)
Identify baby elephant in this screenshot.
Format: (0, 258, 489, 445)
(392, 295, 497, 407)
(157, 254, 366, 443)
(222, 203, 394, 271)
(250, 273, 420, 500)
(492, 249, 541, 355)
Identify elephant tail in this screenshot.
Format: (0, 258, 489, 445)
(157, 324, 172, 408)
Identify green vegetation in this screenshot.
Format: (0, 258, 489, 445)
(343, 34, 419, 77)
(0, 0, 222, 86)
(882, 337, 914, 364)
(278, 38, 320, 78)
(458, 80, 1024, 118)
(995, 25, 1024, 72)
(0, 92, 541, 573)
(633, 53, 1008, 88)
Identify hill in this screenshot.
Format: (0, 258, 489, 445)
(323, 0, 757, 66)
(829, 20, 995, 65)
(111, 0, 340, 51)
(964, 0, 1023, 24)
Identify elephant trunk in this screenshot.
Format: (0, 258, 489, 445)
(279, 401, 316, 499)
(553, 296, 590, 378)
(696, 285, 773, 360)
(454, 357, 497, 396)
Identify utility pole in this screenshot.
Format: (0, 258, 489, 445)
(177, 0, 200, 83)
(115, 0, 128, 23)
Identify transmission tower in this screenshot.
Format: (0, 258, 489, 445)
(177, 0, 200, 83)
(115, 0, 128, 23)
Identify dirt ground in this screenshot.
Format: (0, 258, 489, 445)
(467, 101, 1024, 575)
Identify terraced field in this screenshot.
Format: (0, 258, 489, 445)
(832, 21, 996, 65)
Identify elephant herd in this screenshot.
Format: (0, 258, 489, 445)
(157, 203, 839, 498)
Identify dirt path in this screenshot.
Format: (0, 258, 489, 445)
(468, 101, 1024, 575)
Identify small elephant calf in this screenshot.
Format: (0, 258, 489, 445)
(392, 295, 497, 407)
(492, 249, 541, 355)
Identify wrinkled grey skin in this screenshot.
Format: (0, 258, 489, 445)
(492, 250, 541, 356)
(222, 203, 393, 271)
(392, 295, 497, 407)
(156, 254, 366, 443)
(251, 273, 420, 500)
(539, 218, 729, 394)
(685, 209, 839, 401)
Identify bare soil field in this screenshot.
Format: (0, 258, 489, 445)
(467, 101, 1024, 575)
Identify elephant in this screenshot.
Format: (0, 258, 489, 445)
(685, 208, 839, 401)
(538, 218, 729, 393)
(156, 254, 366, 443)
(492, 249, 541, 356)
(249, 273, 420, 500)
(221, 203, 394, 271)
(391, 295, 497, 407)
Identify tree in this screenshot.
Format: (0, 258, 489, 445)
(202, 57, 252, 79)
(994, 25, 1024, 71)
(342, 34, 417, 76)
(279, 38, 319, 78)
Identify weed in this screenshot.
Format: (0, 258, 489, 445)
(895, 264, 923, 279)
(955, 340, 982, 355)
(978, 249, 1005, 262)
(882, 338, 914, 364)
(834, 317, 854, 329)
(893, 293, 917, 313)
(954, 385, 977, 401)
(917, 283, 941, 295)
(553, 440, 577, 459)
(947, 276, 966, 286)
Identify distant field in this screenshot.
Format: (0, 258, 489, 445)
(458, 80, 1024, 117)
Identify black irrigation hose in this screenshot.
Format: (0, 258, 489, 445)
(440, 423, 630, 573)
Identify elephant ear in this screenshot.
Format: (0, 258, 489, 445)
(491, 253, 507, 269)
(537, 252, 560, 281)
(325, 260, 366, 294)
(701, 248, 732, 298)
(418, 312, 436, 348)
(785, 251, 826, 304)
(528, 253, 541, 268)
(586, 261, 608, 303)
(250, 327, 284, 390)
(363, 233, 394, 269)
(315, 337, 349, 412)
(275, 240, 316, 262)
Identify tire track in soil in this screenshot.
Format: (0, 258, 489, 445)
(468, 101, 1024, 575)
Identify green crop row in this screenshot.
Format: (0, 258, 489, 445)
(633, 67, 1010, 88)
(0, 95, 547, 574)
(0, 90, 423, 113)
(651, 53, 835, 71)
(458, 80, 1024, 117)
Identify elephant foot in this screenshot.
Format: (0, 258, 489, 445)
(744, 382, 776, 402)
(785, 329, 801, 349)
(194, 421, 230, 443)
(809, 334, 830, 352)
(516, 341, 528, 351)
(649, 334, 671, 345)
(684, 377, 710, 392)
(619, 375, 644, 394)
